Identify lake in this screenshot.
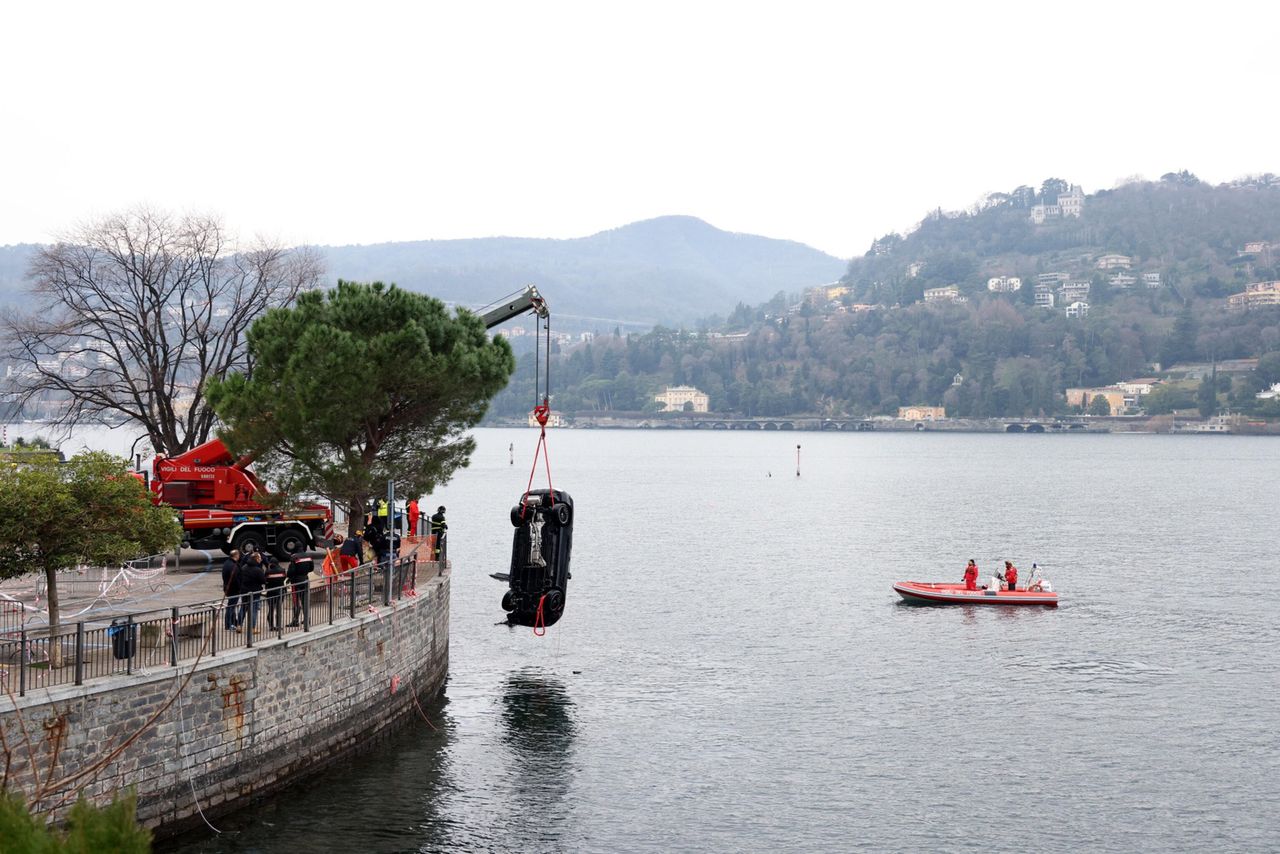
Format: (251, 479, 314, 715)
(50, 426, 1275, 852)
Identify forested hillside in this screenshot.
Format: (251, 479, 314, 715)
(846, 173, 1280, 305)
(490, 175, 1280, 420)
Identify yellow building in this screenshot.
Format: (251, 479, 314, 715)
(898, 406, 946, 421)
(655, 385, 710, 413)
(1066, 388, 1127, 414)
(1227, 280, 1280, 311)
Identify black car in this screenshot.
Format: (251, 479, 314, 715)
(501, 489, 573, 627)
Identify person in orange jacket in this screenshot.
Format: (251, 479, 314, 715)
(407, 498, 420, 537)
(1004, 560, 1019, 591)
(963, 559, 979, 590)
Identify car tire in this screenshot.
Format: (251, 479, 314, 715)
(551, 503, 571, 527)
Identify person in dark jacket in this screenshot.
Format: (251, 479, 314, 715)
(264, 555, 287, 631)
(339, 531, 363, 571)
(238, 551, 267, 631)
(287, 556, 314, 627)
(222, 550, 243, 629)
(365, 525, 390, 569)
(430, 506, 447, 561)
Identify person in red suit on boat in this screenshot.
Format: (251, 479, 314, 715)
(1004, 560, 1019, 591)
(963, 559, 979, 590)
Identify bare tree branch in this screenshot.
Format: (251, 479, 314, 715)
(3, 207, 323, 456)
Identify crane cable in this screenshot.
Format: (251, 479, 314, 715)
(521, 309, 556, 518)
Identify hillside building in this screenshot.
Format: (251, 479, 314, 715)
(1059, 281, 1091, 303)
(1227, 280, 1280, 311)
(1037, 271, 1070, 287)
(654, 385, 709, 413)
(807, 283, 849, 304)
(987, 276, 1022, 293)
(1029, 185, 1085, 224)
(1057, 185, 1085, 217)
(1029, 204, 1060, 225)
(1109, 272, 1138, 289)
(923, 285, 964, 303)
(1115, 379, 1160, 396)
(1095, 254, 1133, 270)
(898, 406, 946, 421)
(1033, 285, 1056, 309)
(1065, 301, 1090, 318)
(1142, 271, 1162, 288)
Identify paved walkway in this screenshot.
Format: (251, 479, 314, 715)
(2, 548, 441, 697)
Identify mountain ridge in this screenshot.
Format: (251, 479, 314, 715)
(0, 217, 845, 327)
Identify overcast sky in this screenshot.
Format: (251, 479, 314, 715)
(1, 1, 1275, 259)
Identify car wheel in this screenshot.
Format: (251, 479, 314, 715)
(511, 505, 528, 527)
(552, 503, 571, 527)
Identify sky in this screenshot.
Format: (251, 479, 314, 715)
(1, 1, 1276, 259)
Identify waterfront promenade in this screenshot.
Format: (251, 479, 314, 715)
(1, 544, 451, 836)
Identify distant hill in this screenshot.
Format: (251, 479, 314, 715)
(0, 217, 845, 328)
(0, 243, 37, 304)
(318, 216, 846, 327)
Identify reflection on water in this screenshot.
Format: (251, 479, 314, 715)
(499, 669, 577, 838)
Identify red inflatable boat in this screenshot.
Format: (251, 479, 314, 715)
(893, 581, 1058, 607)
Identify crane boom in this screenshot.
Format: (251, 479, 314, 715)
(480, 285, 549, 329)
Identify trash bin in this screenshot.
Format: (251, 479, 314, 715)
(108, 619, 136, 660)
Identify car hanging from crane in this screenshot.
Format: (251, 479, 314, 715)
(478, 286, 576, 633)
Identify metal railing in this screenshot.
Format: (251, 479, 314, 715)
(0, 555, 435, 698)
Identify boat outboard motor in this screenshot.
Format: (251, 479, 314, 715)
(502, 488, 574, 628)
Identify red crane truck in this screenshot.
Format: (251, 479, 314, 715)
(148, 440, 330, 560)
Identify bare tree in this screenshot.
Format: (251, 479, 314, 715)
(4, 207, 323, 456)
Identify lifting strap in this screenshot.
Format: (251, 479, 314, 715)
(520, 401, 556, 518)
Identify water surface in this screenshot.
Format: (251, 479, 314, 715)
(140, 429, 1279, 852)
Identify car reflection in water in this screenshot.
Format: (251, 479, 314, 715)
(498, 668, 578, 841)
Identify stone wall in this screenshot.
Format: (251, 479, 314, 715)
(0, 570, 450, 837)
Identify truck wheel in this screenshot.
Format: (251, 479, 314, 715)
(231, 531, 267, 556)
(274, 530, 309, 561)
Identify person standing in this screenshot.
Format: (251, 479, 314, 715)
(1004, 560, 1019, 592)
(430, 506, 447, 561)
(238, 551, 267, 632)
(264, 555, 287, 631)
(963, 559, 979, 591)
(221, 550, 243, 630)
(366, 524, 390, 570)
(287, 555, 314, 627)
(407, 498, 420, 538)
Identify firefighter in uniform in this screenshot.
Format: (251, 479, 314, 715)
(430, 506, 447, 561)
